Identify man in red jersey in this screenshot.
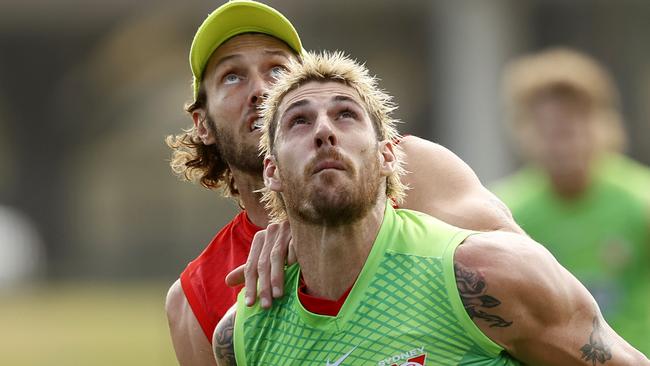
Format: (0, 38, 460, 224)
(165, 2, 521, 366)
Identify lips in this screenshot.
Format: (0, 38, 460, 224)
(312, 160, 346, 174)
(246, 112, 263, 132)
(251, 118, 263, 131)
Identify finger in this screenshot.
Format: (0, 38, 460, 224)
(257, 224, 278, 309)
(244, 230, 266, 306)
(287, 237, 297, 265)
(270, 221, 291, 298)
(225, 264, 245, 287)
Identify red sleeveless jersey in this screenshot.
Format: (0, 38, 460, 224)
(180, 211, 262, 342)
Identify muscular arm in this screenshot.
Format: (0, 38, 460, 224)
(165, 279, 218, 366)
(213, 307, 237, 366)
(454, 232, 649, 365)
(399, 135, 523, 234)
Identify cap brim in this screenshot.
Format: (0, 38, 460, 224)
(190, 1, 303, 100)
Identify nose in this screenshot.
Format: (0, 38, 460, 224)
(249, 74, 268, 106)
(314, 116, 337, 148)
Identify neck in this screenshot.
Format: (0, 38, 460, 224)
(230, 168, 270, 228)
(549, 167, 592, 201)
(290, 199, 386, 300)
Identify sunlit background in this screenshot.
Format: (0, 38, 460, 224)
(1, 0, 649, 364)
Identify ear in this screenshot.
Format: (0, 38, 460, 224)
(263, 155, 283, 192)
(378, 139, 397, 177)
(192, 110, 216, 145)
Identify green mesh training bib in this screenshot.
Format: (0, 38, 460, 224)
(234, 205, 520, 365)
(491, 154, 650, 354)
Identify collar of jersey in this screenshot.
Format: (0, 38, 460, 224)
(291, 201, 399, 331)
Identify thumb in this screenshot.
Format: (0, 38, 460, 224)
(225, 264, 246, 287)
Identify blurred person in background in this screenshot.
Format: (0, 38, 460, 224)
(0, 205, 43, 289)
(164, 1, 521, 365)
(492, 47, 650, 354)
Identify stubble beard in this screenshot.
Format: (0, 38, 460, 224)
(280, 149, 383, 227)
(208, 115, 263, 176)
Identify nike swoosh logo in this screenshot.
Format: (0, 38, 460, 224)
(326, 345, 357, 366)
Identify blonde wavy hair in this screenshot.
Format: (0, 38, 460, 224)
(258, 51, 406, 222)
(502, 47, 626, 156)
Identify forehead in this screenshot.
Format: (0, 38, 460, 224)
(279, 81, 365, 113)
(205, 33, 295, 72)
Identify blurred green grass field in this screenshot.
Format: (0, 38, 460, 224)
(0, 281, 178, 366)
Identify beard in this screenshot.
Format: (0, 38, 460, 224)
(208, 115, 263, 175)
(280, 147, 383, 226)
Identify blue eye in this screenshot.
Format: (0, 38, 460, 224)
(223, 73, 241, 85)
(270, 66, 285, 79)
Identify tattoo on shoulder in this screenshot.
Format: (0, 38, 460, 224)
(580, 316, 612, 365)
(454, 262, 513, 328)
(214, 313, 236, 366)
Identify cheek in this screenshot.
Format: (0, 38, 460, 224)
(275, 147, 301, 175)
(210, 87, 245, 113)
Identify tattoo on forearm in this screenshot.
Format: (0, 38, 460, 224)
(454, 263, 513, 328)
(214, 314, 236, 366)
(580, 316, 612, 365)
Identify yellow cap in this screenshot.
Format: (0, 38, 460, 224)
(189, 1, 303, 101)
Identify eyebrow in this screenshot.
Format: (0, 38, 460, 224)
(264, 49, 291, 58)
(212, 49, 290, 74)
(212, 54, 242, 72)
(282, 99, 310, 117)
(332, 95, 365, 112)
(282, 94, 363, 116)
(332, 95, 359, 105)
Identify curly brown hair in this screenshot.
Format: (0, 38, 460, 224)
(165, 84, 239, 199)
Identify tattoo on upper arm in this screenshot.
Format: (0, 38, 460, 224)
(580, 316, 612, 365)
(214, 314, 236, 366)
(454, 263, 513, 328)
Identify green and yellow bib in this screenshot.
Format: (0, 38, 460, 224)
(234, 205, 519, 365)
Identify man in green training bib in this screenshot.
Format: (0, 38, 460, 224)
(213, 51, 649, 366)
(492, 48, 650, 354)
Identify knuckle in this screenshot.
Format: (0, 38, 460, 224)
(270, 247, 284, 260)
(252, 231, 266, 243)
(257, 258, 269, 270)
(244, 263, 256, 276)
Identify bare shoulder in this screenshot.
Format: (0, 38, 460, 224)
(453, 232, 563, 334)
(165, 279, 217, 366)
(165, 279, 185, 319)
(455, 231, 591, 326)
(455, 231, 557, 278)
(455, 233, 649, 365)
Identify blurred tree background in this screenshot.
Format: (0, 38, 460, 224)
(0, 0, 649, 364)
